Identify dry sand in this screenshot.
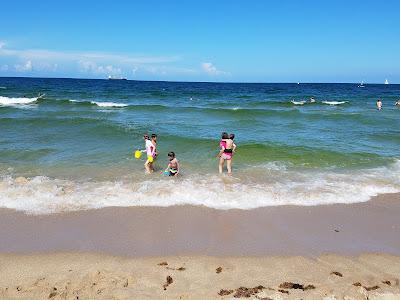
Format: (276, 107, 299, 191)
(1, 253, 400, 299)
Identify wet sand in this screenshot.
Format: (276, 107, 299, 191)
(1, 193, 400, 299)
(0, 193, 399, 256)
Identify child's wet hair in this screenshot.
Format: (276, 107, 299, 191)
(221, 132, 229, 139)
(151, 133, 157, 138)
(229, 133, 235, 140)
(168, 151, 175, 158)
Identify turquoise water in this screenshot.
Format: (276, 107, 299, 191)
(0, 77, 399, 213)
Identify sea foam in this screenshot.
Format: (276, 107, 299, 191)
(66, 99, 128, 107)
(0, 96, 38, 106)
(291, 100, 306, 105)
(322, 101, 348, 105)
(1, 160, 399, 215)
(90, 101, 128, 107)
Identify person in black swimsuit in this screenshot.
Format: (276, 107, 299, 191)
(165, 152, 179, 176)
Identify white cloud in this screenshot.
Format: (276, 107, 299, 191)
(0, 43, 203, 79)
(0, 41, 5, 50)
(0, 43, 185, 77)
(141, 65, 198, 77)
(79, 60, 122, 76)
(0, 64, 9, 71)
(0, 46, 179, 65)
(15, 60, 32, 72)
(146, 66, 167, 75)
(201, 62, 228, 76)
(35, 62, 59, 72)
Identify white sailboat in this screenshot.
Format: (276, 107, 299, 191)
(358, 80, 365, 88)
(384, 79, 389, 85)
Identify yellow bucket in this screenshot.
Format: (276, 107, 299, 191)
(134, 150, 142, 159)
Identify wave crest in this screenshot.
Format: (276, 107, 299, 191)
(0, 96, 38, 106)
(90, 101, 128, 107)
(322, 101, 348, 105)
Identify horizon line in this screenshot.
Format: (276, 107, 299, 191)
(0, 75, 398, 85)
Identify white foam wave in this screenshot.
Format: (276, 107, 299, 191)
(0, 86, 6, 89)
(0, 96, 38, 106)
(1, 161, 399, 215)
(322, 101, 348, 105)
(91, 101, 128, 107)
(291, 100, 306, 105)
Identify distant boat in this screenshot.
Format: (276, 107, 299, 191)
(358, 81, 365, 88)
(108, 75, 127, 80)
(384, 79, 389, 85)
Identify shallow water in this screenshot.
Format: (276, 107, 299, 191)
(0, 77, 399, 213)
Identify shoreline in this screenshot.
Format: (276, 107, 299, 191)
(1, 193, 399, 299)
(1, 192, 399, 257)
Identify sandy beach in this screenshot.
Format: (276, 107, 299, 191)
(1, 253, 400, 299)
(0, 193, 400, 299)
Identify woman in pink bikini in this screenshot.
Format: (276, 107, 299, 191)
(218, 132, 237, 174)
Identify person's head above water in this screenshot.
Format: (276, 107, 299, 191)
(221, 132, 229, 139)
(151, 133, 157, 139)
(143, 134, 149, 140)
(229, 133, 235, 140)
(168, 151, 175, 160)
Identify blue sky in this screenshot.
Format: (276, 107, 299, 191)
(1, 0, 399, 83)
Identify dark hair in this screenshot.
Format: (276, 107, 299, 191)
(221, 132, 228, 139)
(168, 151, 175, 158)
(143, 134, 149, 139)
(151, 133, 157, 138)
(229, 133, 235, 140)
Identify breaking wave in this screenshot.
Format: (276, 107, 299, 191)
(1, 160, 399, 214)
(0, 96, 39, 106)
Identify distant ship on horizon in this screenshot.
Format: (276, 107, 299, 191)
(384, 79, 389, 85)
(108, 75, 127, 80)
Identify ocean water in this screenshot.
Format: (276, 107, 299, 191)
(0, 77, 399, 214)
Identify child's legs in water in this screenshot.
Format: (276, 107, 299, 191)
(226, 159, 232, 174)
(144, 160, 152, 173)
(219, 156, 225, 173)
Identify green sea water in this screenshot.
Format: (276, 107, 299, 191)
(0, 77, 399, 213)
